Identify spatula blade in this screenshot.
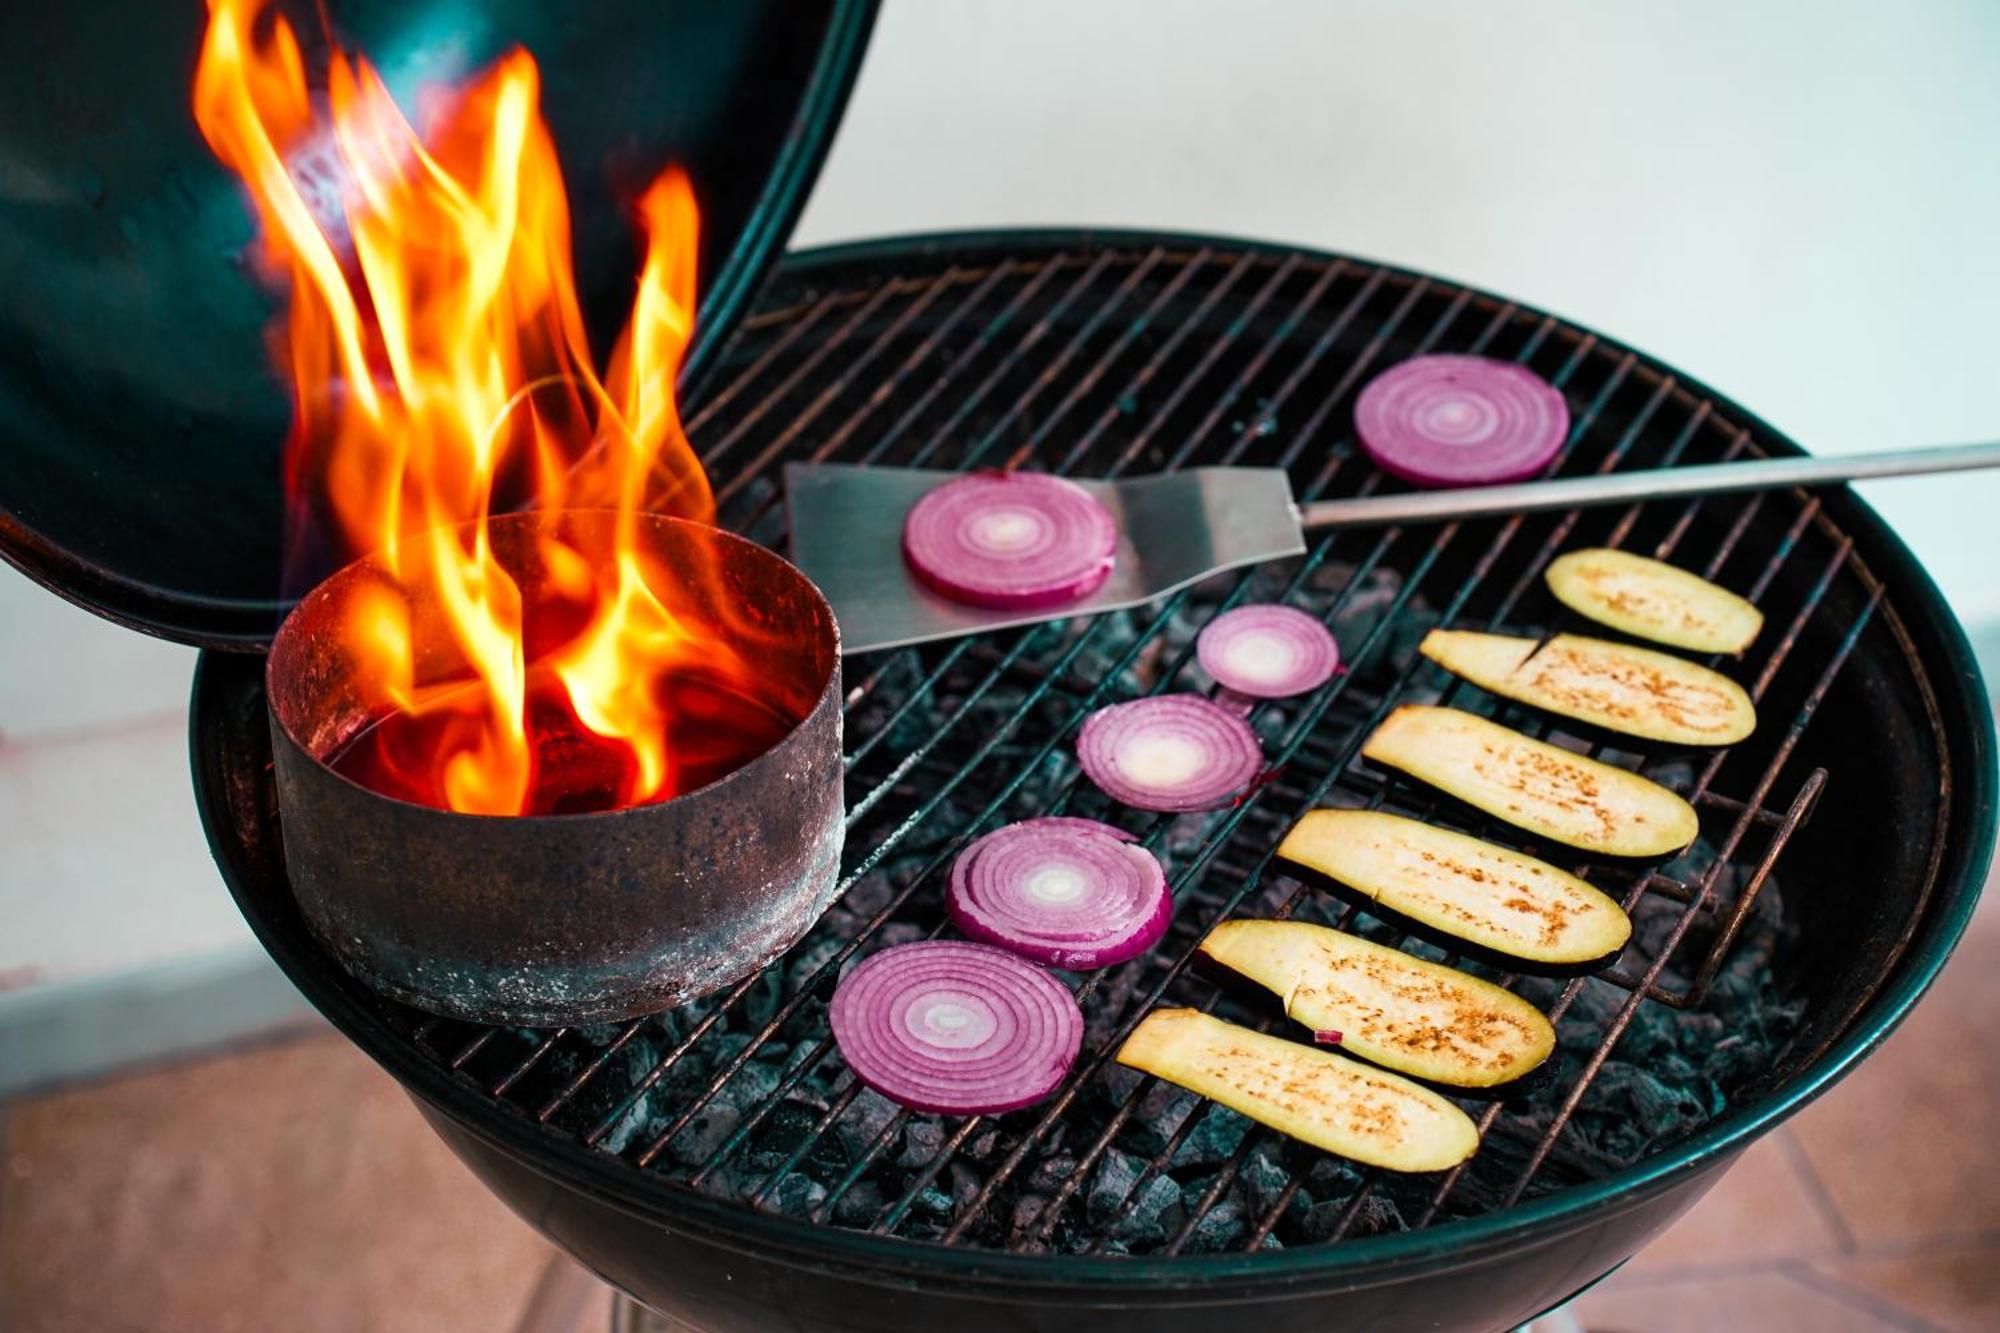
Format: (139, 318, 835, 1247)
(784, 464, 1304, 654)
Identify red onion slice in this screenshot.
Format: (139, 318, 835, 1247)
(1354, 354, 1569, 488)
(948, 818, 1170, 969)
(829, 940, 1083, 1115)
(901, 472, 1118, 609)
(948, 816, 1136, 909)
(1196, 604, 1340, 699)
(1076, 694, 1263, 812)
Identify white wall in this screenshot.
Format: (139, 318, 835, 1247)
(3, 0, 1996, 995)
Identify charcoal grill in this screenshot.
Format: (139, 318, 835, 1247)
(182, 233, 1993, 1330)
(0, 8, 1990, 1323)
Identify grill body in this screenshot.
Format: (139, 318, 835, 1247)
(193, 231, 1995, 1332)
(415, 1103, 1732, 1330)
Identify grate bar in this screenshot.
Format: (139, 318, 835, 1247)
(1098, 256, 1305, 477)
(832, 255, 1072, 472)
(1599, 404, 1717, 551)
(1483, 544, 1862, 1210)
(710, 269, 964, 506)
(699, 281, 906, 476)
(918, 535, 1457, 1242)
(376, 245, 1911, 1264)
(1629, 766, 1829, 1008)
(1369, 536, 1855, 1236)
(800, 587, 1238, 1221)
(958, 277, 1628, 1249)
(1014, 291, 1575, 1249)
(914, 272, 1552, 1244)
(1127, 337, 1638, 1255)
(686, 294, 838, 436)
(620, 258, 1348, 1177)
(1154, 260, 1349, 473)
(1318, 487, 1856, 1239)
(999, 249, 1226, 470)
(900, 250, 1148, 472)
(1047, 250, 1267, 475)
(1126, 338, 1825, 1251)
(546, 254, 1827, 1257)
(685, 257, 1303, 1187)
(777, 263, 1023, 479)
(1396, 870, 1663, 1234)
(858, 273, 1466, 1237)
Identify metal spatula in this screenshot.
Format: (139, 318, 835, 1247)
(785, 441, 2000, 654)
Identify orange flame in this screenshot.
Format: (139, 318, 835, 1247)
(195, 0, 752, 815)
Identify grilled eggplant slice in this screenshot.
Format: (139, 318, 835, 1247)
(1276, 809, 1632, 972)
(1420, 630, 1756, 746)
(1116, 1008, 1478, 1172)
(1361, 705, 1698, 858)
(1198, 919, 1555, 1089)
(1545, 547, 1763, 655)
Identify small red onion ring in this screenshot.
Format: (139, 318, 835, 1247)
(829, 940, 1083, 1115)
(948, 817, 1170, 969)
(1196, 604, 1340, 699)
(902, 472, 1118, 609)
(1076, 694, 1263, 812)
(1354, 354, 1569, 488)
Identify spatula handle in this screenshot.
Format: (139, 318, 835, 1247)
(1296, 440, 2000, 531)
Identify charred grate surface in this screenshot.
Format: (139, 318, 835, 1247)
(323, 241, 1918, 1254)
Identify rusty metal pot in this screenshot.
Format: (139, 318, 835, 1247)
(264, 511, 843, 1025)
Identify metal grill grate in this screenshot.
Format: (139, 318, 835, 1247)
(384, 239, 1906, 1255)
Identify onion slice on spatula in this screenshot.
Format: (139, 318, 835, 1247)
(829, 940, 1083, 1115)
(1354, 354, 1569, 487)
(948, 817, 1170, 969)
(1077, 694, 1263, 812)
(901, 471, 1118, 609)
(1197, 604, 1339, 699)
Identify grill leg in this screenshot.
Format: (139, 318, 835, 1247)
(610, 1293, 706, 1333)
(1516, 1305, 1588, 1333)
(510, 1253, 612, 1333)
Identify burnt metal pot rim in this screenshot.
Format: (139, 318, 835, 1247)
(201, 228, 1998, 1297)
(265, 511, 840, 821)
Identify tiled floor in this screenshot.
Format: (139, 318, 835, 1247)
(2, 890, 1994, 1332)
(0, 1034, 579, 1333)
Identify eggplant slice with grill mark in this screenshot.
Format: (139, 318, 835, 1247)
(1420, 629, 1757, 746)
(1545, 547, 1764, 655)
(1116, 1007, 1479, 1173)
(1198, 918, 1556, 1090)
(1276, 809, 1632, 974)
(1361, 705, 1698, 859)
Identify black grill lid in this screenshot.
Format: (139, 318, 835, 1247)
(0, 0, 876, 649)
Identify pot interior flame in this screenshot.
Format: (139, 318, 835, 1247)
(195, 0, 799, 815)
